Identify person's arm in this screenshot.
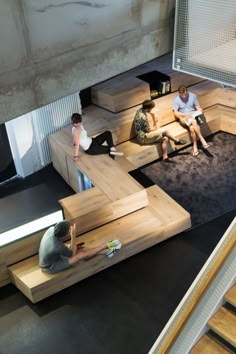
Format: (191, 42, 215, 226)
(69, 223, 77, 256)
(149, 112, 158, 130)
(193, 94, 203, 112)
(195, 104, 203, 112)
(73, 128, 81, 162)
(172, 97, 188, 123)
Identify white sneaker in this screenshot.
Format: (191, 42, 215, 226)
(110, 150, 124, 156)
(106, 240, 122, 258)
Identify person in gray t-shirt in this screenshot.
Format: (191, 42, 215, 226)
(39, 220, 122, 274)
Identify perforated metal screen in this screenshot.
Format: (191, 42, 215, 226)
(173, 0, 236, 87)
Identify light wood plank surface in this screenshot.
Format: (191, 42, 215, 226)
(208, 307, 236, 347)
(59, 187, 110, 219)
(224, 283, 236, 307)
(91, 76, 150, 112)
(190, 333, 234, 354)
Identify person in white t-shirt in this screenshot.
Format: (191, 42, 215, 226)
(173, 85, 210, 157)
(71, 113, 123, 162)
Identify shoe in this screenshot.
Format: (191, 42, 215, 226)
(110, 150, 124, 156)
(196, 117, 204, 125)
(106, 240, 122, 258)
(175, 139, 187, 145)
(163, 157, 174, 163)
(192, 150, 199, 157)
(202, 143, 210, 149)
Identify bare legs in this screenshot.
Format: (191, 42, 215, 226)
(190, 121, 208, 154)
(160, 129, 186, 161)
(143, 128, 186, 161)
(161, 129, 182, 144)
(161, 136, 168, 160)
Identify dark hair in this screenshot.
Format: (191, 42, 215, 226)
(71, 113, 82, 124)
(54, 221, 70, 238)
(142, 99, 155, 111)
(178, 85, 187, 94)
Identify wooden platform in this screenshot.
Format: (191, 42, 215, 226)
(8, 185, 191, 303)
(91, 75, 150, 112)
(4, 53, 236, 302)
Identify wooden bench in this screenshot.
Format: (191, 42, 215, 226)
(8, 185, 191, 303)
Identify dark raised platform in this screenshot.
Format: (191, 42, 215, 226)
(137, 70, 171, 98)
(0, 184, 62, 234)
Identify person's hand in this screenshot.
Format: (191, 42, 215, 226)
(73, 156, 79, 163)
(70, 223, 76, 239)
(180, 117, 187, 126)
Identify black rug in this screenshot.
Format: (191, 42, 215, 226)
(141, 132, 236, 227)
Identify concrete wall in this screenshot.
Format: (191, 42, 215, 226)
(0, 0, 175, 125)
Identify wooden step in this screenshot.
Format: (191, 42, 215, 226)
(208, 307, 236, 347)
(146, 185, 191, 236)
(220, 105, 236, 135)
(59, 185, 148, 235)
(224, 284, 236, 307)
(190, 333, 234, 354)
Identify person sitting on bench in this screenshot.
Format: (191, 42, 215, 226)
(133, 99, 186, 162)
(173, 85, 210, 157)
(71, 113, 123, 162)
(39, 220, 122, 274)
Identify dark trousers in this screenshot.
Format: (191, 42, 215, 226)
(85, 131, 114, 155)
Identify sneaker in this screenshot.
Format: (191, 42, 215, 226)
(106, 240, 122, 258)
(175, 139, 187, 145)
(110, 150, 124, 156)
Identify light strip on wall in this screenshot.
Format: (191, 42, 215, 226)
(0, 210, 64, 247)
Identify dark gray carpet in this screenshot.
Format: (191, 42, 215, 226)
(141, 132, 236, 227)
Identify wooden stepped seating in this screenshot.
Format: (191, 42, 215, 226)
(81, 80, 219, 147)
(116, 104, 236, 171)
(3, 50, 235, 305)
(59, 185, 148, 236)
(207, 306, 236, 348)
(116, 105, 221, 171)
(8, 185, 191, 303)
(190, 333, 234, 353)
(224, 284, 236, 307)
